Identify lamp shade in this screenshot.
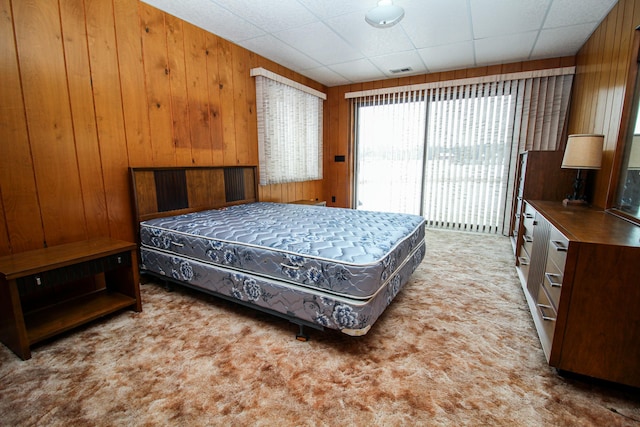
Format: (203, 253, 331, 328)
(561, 134, 604, 169)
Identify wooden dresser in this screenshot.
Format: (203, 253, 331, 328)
(516, 200, 640, 387)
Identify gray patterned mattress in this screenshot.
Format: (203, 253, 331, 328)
(139, 202, 426, 335)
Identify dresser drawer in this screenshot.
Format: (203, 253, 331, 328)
(522, 233, 533, 256)
(517, 250, 530, 281)
(535, 284, 557, 356)
(547, 227, 568, 270)
(522, 203, 536, 237)
(543, 258, 563, 310)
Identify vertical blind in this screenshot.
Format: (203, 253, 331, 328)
(354, 91, 426, 215)
(253, 68, 325, 186)
(349, 70, 574, 234)
(423, 81, 517, 233)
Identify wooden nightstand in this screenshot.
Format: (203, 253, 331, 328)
(0, 237, 141, 360)
(290, 199, 327, 206)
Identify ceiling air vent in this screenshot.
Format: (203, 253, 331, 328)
(390, 67, 412, 74)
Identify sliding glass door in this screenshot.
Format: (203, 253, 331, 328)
(354, 82, 516, 233)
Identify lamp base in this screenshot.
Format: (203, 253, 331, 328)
(562, 198, 588, 207)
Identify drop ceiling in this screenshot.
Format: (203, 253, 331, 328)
(140, 0, 618, 87)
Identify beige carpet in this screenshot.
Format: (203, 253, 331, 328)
(0, 229, 638, 426)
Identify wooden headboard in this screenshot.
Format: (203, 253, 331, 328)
(130, 166, 258, 226)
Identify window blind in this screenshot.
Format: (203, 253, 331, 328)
(252, 68, 325, 186)
(351, 70, 574, 234)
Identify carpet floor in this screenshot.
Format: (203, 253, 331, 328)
(0, 229, 638, 426)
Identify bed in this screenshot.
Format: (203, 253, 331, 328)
(130, 166, 426, 338)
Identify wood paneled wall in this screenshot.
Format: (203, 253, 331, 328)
(0, 0, 324, 256)
(567, 0, 640, 208)
(324, 57, 576, 208)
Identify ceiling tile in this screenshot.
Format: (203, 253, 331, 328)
(532, 23, 596, 58)
(299, 66, 351, 87)
(369, 50, 428, 78)
(543, 0, 617, 28)
(329, 59, 387, 83)
(418, 41, 476, 72)
(297, 0, 370, 20)
(275, 21, 363, 65)
(211, 0, 317, 33)
(470, 0, 551, 39)
(141, 0, 264, 42)
(474, 32, 538, 65)
(401, 0, 472, 49)
(326, 12, 414, 57)
(239, 35, 321, 71)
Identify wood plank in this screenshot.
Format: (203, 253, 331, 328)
(13, 0, 87, 246)
(113, 0, 152, 167)
(246, 50, 259, 166)
(85, 0, 133, 242)
(231, 43, 251, 166)
(205, 33, 224, 165)
(217, 38, 237, 165)
(183, 23, 212, 163)
(59, 0, 109, 240)
(165, 14, 193, 165)
(243, 168, 257, 201)
(0, 193, 9, 255)
(139, 3, 175, 165)
(186, 169, 225, 208)
(0, 0, 44, 253)
(130, 171, 157, 219)
(258, 184, 270, 202)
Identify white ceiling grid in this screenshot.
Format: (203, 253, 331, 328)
(141, 0, 618, 87)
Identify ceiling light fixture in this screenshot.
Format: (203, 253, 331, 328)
(365, 0, 405, 29)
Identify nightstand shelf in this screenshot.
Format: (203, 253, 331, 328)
(0, 237, 141, 360)
(24, 290, 136, 344)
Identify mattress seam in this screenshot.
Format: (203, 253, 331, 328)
(140, 217, 426, 268)
(141, 237, 425, 303)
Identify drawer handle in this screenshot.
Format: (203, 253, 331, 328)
(524, 213, 534, 219)
(551, 240, 567, 252)
(523, 235, 533, 243)
(518, 256, 529, 266)
(537, 303, 557, 321)
(35, 276, 42, 286)
(544, 272, 562, 288)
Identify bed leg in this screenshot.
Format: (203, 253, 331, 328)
(162, 279, 174, 292)
(295, 324, 309, 342)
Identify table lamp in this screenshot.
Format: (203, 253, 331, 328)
(561, 134, 604, 206)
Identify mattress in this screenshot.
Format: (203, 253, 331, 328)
(139, 202, 426, 299)
(140, 241, 425, 335)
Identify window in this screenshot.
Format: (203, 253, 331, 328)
(349, 69, 574, 234)
(354, 83, 516, 233)
(252, 68, 325, 185)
